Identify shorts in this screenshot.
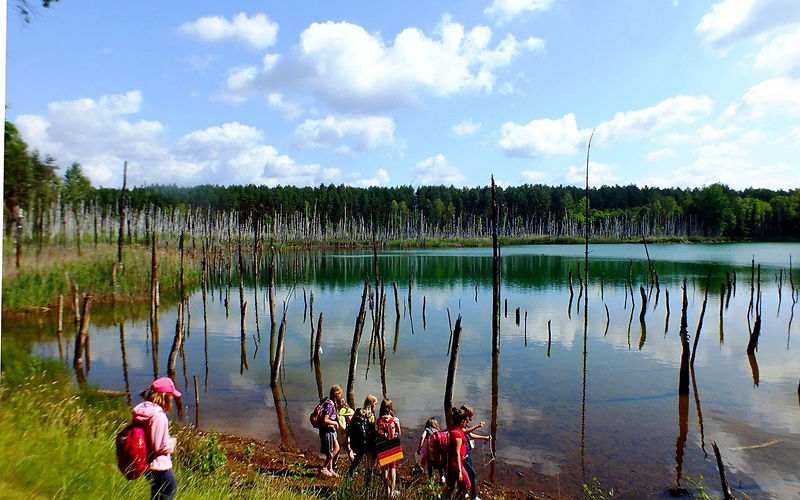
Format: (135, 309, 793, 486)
(320, 427, 337, 457)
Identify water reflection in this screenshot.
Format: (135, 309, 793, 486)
(674, 393, 690, 492)
(8, 243, 800, 499)
(747, 353, 760, 387)
(120, 322, 132, 406)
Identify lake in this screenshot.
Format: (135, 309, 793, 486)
(10, 242, 800, 498)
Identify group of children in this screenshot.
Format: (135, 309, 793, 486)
(314, 385, 489, 500)
(314, 385, 402, 495)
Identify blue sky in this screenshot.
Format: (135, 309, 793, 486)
(5, 0, 800, 190)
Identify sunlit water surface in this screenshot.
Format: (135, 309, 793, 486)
(12, 243, 800, 498)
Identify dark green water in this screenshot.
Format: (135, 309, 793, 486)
(13, 243, 800, 498)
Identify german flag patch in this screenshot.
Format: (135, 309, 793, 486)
(376, 437, 403, 466)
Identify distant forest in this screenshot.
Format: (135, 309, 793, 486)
(5, 120, 800, 247)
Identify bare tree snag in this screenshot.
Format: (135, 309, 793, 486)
(346, 280, 369, 409)
(444, 315, 463, 428)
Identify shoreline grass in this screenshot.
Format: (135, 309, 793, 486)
(0, 344, 313, 499)
(0, 343, 494, 499)
(2, 243, 198, 312)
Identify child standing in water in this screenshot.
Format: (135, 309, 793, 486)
(132, 377, 180, 500)
(376, 399, 402, 496)
(444, 407, 471, 499)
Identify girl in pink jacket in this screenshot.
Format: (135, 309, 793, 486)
(133, 377, 180, 499)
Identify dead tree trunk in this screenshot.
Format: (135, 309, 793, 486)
(678, 279, 690, 395)
(270, 309, 288, 387)
(491, 176, 501, 357)
(346, 280, 369, 409)
(639, 285, 648, 323)
(690, 268, 712, 366)
(444, 316, 463, 428)
(56, 294, 64, 362)
(72, 295, 93, 373)
(393, 281, 400, 318)
(712, 442, 734, 500)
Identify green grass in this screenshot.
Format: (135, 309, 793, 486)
(2, 243, 198, 311)
(0, 345, 314, 499)
(0, 346, 461, 499)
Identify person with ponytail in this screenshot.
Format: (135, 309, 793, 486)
(444, 406, 471, 499)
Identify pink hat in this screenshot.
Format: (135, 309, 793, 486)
(150, 377, 181, 397)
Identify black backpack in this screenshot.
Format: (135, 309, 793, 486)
(348, 410, 375, 453)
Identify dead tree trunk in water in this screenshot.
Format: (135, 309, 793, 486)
(639, 285, 648, 323)
(393, 282, 400, 318)
(491, 176, 501, 357)
(56, 294, 64, 362)
(748, 258, 755, 318)
(444, 316, 463, 428)
(690, 268, 712, 367)
(346, 280, 369, 409)
(270, 309, 288, 387)
(167, 302, 184, 383)
(72, 295, 93, 375)
(747, 313, 762, 355)
(678, 279, 690, 395)
(314, 312, 324, 361)
(712, 442, 735, 500)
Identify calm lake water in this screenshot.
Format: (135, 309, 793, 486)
(11, 243, 800, 498)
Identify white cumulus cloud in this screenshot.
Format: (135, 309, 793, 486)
(726, 77, 800, 119)
(499, 113, 586, 157)
(668, 142, 797, 189)
(499, 95, 712, 158)
(15, 91, 334, 188)
(594, 95, 713, 144)
(785, 126, 800, 144)
(412, 154, 466, 186)
(266, 92, 303, 119)
(647, 148, 676, 161)
(292, 115, 395, 152)
(452, 119, 482, 136)
(356, 168, 390, 187)
(564, 161, 620, 186)
(664, 124, 738, 145)
(484, 0, 555, 22)
(222, 16, 542, 113)
(179, 12, 279, 49)
(754, 26, 800, 75)
(696, 0, 800, 53)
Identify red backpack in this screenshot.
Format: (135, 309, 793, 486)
(115, 423, 151, 480)
(310, 398, 333, 429)
(376, 416, 398, 441)
(426, 430, 451, 469)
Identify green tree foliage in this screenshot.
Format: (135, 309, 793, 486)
(3, 120, 798, 243)
(4, 122, 34, 232)
(687, 184, 736, 237)
(30, 151, 61, 248)
(61, 163, 95, 254)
